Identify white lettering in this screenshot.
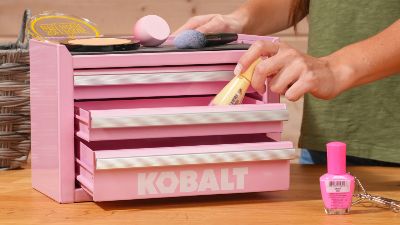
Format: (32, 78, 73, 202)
(137, 167, 249, 195)
(156, 171, 179, 194)
(233, 167, 248, 190)
(198, 169, 219, 192)
(180, 170, 198, 192)
(220, 168, 234, 191)
(138, 172, 157, 195)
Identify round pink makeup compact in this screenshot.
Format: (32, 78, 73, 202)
(133, 15, 170, 47)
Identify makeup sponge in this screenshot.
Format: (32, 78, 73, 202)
(133, 15, 170, 47)
(174, 30, 206, 49)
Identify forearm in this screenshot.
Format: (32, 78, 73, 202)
(230, 0, 300, 35)
(326, 19, 400, 94)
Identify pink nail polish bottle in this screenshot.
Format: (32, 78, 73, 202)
(320, 142, 355, 215)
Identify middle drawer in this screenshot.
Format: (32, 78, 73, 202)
(74, 95, 288, 142)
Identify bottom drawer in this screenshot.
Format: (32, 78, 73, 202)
(76, 134, 295, 202)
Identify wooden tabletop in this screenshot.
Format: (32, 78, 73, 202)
(0, 165, 399, 225)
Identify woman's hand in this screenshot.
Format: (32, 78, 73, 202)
(174, 14, 246, 34)
(236, 40, 344, 101)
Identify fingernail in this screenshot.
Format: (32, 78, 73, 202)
(234, 63, 243, 76)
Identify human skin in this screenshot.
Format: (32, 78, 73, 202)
(175, 0, 400, 101)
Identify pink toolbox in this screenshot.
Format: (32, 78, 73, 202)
(29, 35, 295, 203)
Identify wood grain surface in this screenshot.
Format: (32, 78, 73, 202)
(0, 165, 399, 225)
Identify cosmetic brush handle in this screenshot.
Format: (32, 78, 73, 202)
(204, 33, 238, 46)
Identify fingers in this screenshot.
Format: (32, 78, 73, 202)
(173, 15, 216, 35)
(174, 14, 238, 35)
(196, 14, 237, 33)
(282, 60, 315, 101)
(268, 59, 305, 94)
(197, 17, 228, 33)
(285, 77, 313, 101)
(235, 40, 280, 76)
(235, 39, 330, 101)
(251, 55, 288, 94)
(237, 41, 312, 99)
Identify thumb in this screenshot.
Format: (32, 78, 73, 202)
(236, 40, 280, 75)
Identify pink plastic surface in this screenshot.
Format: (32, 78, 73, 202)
(30, 40, 76, 203)
(75, 96, 287, 141)
(78, 161, 290, 202)
(73, 64, 243, 100)
(82, 133, 275, 150)
(72, 50, 246, 69)
(29, 35, 291, 203)
(77, 136, 292, 201)
(78, 160, 289, 201)
(80, 136, 293, 159)
(74, 64, 235, 76)
(74, 82, 233, 100)
(74, 188, 92, 202)
(327, 142, 347, 175)
(76, 134, 293, 202)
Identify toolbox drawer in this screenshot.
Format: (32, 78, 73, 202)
(76, 134, 295, 201)
(74, 96, 288, 142)
(73, 65, 255, 100)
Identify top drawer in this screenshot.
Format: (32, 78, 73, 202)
(71, 35, 278, 69)
(75, 95, 288, 142)
(73, 64, 245, 100)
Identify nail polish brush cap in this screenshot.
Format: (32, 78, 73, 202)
(327, 142, 347, 175)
